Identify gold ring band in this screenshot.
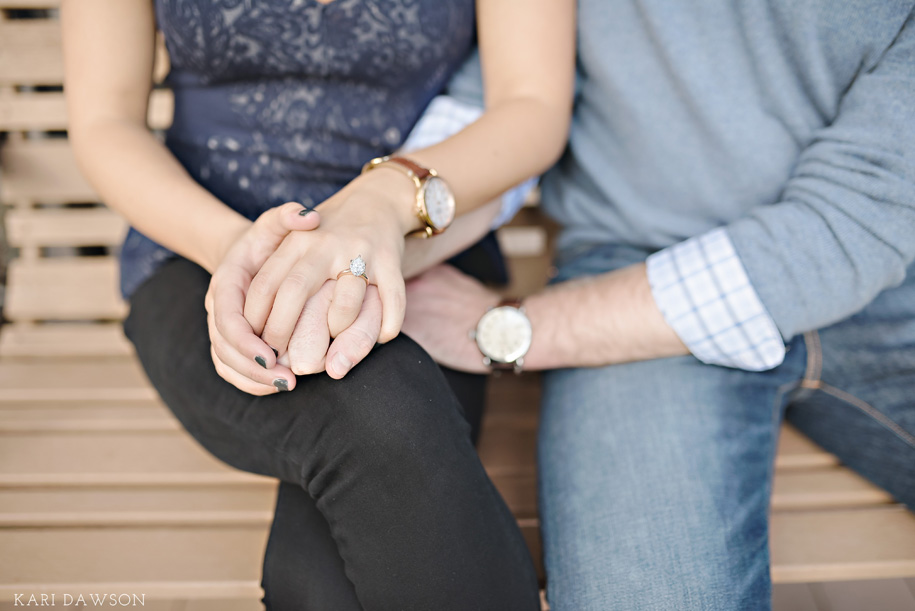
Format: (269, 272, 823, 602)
(336, 269, 370, 285)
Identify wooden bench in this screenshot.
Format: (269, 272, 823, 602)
(2, 4, 915, 609)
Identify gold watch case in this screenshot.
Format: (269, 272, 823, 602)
(362, 155, 455, 238)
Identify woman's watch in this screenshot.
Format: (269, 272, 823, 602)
(471, 299, 533, 374)
(361, 155, 456, 238)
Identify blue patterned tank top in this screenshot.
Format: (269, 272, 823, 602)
(119, 0, 475, 298)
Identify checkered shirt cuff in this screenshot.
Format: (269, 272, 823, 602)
(646, 227, 786, 371)
(400, 95, 535, 230)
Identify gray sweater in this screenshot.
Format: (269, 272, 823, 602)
(533, 0, 915, 340)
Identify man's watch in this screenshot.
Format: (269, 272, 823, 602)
(361, 155, 456, 238)
(471, 298, 532, 374)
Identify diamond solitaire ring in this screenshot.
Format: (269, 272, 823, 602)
(336, 255, 369, 285)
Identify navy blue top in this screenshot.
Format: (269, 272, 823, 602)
(120, 0, 475, 299)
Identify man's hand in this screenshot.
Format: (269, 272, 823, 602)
(205, 203, 320, 395)
(402, 265, 500, 374)
(278, 279, 383, 380)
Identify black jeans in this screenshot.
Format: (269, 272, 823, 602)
(123, 257, 539, 611)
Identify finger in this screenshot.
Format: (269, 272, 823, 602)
(375, 266, 407, 344)
(210, 344, 282, 396)
(328, 272, 367, 338)
(286, 280, 336, 376)
(244, 235, 310, 338)
(260, 257, 326, 356)
(252, 202, 321, 244)
(326, 285, 383, 379)
(209, 310, 297, 391)
(242, 203, 321, 335)
(212, 273, 283, 369)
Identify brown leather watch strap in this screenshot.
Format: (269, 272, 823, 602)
(497, 298, 523, 309)
(385, 156, 432, 181)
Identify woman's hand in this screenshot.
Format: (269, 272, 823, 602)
(244, 170, 417, 358)
(205, 202, 320, 395)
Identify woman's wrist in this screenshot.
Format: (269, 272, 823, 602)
(351, 167, 424, 236)
(199, 211, 252, 273)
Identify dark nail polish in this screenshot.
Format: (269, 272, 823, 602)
(254, 355, 267, 369)
(298, 207, 313, 216)
(270, 346, 279, 357)
(273, 378, 290, 392)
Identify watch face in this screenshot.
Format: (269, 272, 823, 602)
(422, 176, 455, 230)
(475, 306, 532, 364)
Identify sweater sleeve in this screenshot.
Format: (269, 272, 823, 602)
(725, 11, 915, 340)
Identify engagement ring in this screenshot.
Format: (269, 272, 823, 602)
(337, 255, 370, 285)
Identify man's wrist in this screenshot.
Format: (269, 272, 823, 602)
(472, 295, 532, 373)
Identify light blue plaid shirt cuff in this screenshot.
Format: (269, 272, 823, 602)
(646, 227, 786, 371)
(400, 95, 535, 230)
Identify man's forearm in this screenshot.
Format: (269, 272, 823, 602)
(401, 199, 501, 279)
(522, 263, 688, 370)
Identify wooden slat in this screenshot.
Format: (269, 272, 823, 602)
(520, 519, 544, 582)
(776, 423, 840, 469)
(487, 372, 544, 415)
(477, 413, 537, 478)
(498, 226, 548, 258)
(0, 431, 244, 483)
(772, 469, 895, 509)
(0, 526, 267, 601)
(0, 406, 176, 432)
(806, 579, 915, 611)
(770, 506, 915, 582)
(0, 359, 153, 402)
(0, 399, 163, 412)
(771, 583, 821, 611)
(0, 0, 60, 7)
(0, 21, 61, 86)
(0, 138, 96, 203)
(0, 91, 68, 131)
(0, 485, 277, 527)
(6, 207, 126, 248)
(0, 22, 169, 86)
(4, 258, 126, 321)
(0, 89, 174, 131)
(0, 322, 133, 357)
(490, 473, 537, 518)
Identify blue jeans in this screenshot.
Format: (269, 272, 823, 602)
(537, 244, 915, 611)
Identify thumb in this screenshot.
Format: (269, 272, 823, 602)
(254, 202, 321, 241)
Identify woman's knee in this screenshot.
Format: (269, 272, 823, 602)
(297, 336, 473, 492)
(327, 335, 471, 443)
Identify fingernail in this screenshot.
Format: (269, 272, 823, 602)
(273, 378, 290, 392)
(254, 355, 267, 369)
(298, 207, 313, 216)
(270, 346, 279, 357)
(332, 353, 352, 376)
